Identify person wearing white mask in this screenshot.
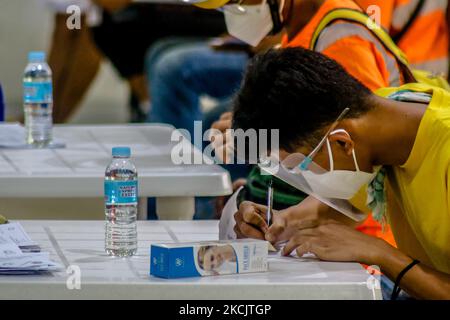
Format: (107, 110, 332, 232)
(188, 0, 417, 246)
(221, 0, 285, 47)
(232, 47, 450, 299)
(187, 0, 283, 46)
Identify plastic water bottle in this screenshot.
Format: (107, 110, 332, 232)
(23, 51, 53, 147)
(104, 147, 138, 257)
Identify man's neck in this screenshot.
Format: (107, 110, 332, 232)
(359, 96, 427, 167)
(285, 0, 325, 41)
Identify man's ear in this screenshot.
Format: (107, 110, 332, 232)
(328, 130, 354, 156)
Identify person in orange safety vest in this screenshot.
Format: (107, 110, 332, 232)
(356, 0, 449, 77)
(184, 0, 426, 246)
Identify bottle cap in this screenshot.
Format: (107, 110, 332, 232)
(112, 146, 131, 157)
(28, 51, 46, 63)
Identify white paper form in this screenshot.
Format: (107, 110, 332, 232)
(267, 252, 328, 279)
(0, 222, 38, 247)
(219, 186, 244, 240)
(0, 252, 60, 271)
(0, 235, 23, 258)
(0, 223, 62, 274)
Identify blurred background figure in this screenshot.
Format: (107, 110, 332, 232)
(37, 0, 228, 123)
(3, 0, 448, 220)
(145, 34, 281, 141)
(44, 0, 103, 123)
(90, 0, 227, 122)
(356, 0, 449, 77)
(143, 36, 251, 219)
(143, 34, 282, 218)
(145, 36, 250, 139)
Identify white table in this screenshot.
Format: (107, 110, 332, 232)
(0, 220, 381, 300)
(0, 124, 232, 220)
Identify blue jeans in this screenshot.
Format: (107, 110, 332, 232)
(144, 39, 250, 220)
(145, 38, 252, 181)
(145, 38, 249, 138)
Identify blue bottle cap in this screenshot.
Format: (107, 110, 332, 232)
(28, 51, 46, 63)
(112, 146, 131, 157)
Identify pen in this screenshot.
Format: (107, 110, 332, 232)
(266, 179, 274, 227)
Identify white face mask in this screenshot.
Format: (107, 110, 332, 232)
(223, 0, 284, 47)
(301, 129, 379, 200)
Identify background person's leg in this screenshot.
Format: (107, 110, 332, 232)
(91, 7, 153, 122)
(144, 37, 207, 119)
(145, 41, 249, 220)
(145, 37, 205, 85)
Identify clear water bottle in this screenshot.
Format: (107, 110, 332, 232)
(23, 51, 53, 147)
(104, 147, 138, 257)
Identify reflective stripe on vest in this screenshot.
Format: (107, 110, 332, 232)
(392, 0, 448, 30)
(316, 22, 402, 86)
(311, 9, 415, 82)
(311, 9, 410, 64)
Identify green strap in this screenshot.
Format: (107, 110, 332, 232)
(310, 8, 410, 67)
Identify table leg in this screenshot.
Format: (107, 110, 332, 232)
(137, 198, 148, 220)
(156, 196, 195, 220)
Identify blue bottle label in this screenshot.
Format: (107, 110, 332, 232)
(104, 180, 138, 205)
(23, 81, 53, 104)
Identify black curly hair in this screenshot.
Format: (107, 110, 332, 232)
(232, 47, 374, 152)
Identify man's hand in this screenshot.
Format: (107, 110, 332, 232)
(265, 195, 358, 243)
(234, 201, 271, 240)
(209, 112, 233, 163)
(211, 111, 232, 134)
(282, 222, 384, 264)
(233, 196, 357, 243)
(233, 200, 295, 241)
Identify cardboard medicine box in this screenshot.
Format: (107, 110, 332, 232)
(150, 239, 268, 278)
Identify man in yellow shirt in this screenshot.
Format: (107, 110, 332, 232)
(232, 47, 450, 299)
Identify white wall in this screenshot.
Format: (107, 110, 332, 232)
(0, 0, 129, 123)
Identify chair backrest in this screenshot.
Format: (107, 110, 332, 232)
(0, 83, 4, 121)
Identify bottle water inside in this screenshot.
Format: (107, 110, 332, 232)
(23, 51, 53, 147)
(104, 147, 138, 257)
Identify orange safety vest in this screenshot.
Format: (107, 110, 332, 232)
(281, 0, 399, 246)
(356, 0, 449, 77)
(282, 0, 407, 92)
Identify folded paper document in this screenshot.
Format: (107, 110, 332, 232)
(0, 222, 62, 274)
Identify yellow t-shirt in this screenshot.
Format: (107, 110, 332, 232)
(353, 83, 450, 273)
